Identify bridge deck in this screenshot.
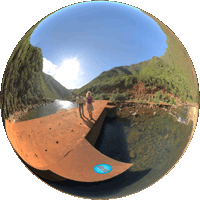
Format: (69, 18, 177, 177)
(5, 100, 133, 182)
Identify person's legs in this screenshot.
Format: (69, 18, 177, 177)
(79, 104, 82, 117)
(88, 107, 92, 118)
(90, 104, 93, 119)
(87, 104, 90, 118)
(90, 104, 93, 118)
(88, 111, 91, 118)
(90, 111, 93, 119)
(82, 104, 84, 116)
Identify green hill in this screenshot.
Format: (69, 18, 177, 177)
(0, 15, 70, 125)
(42, 72, 71, 98)
(72, 11, 199, 104)
(72, 58, 154, 96)
(72, 55, 196, 104)
(141, 9, 199, 103)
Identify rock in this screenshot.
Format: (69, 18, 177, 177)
(153, 112, 156, 115)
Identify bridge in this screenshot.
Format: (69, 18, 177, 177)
(5, 100, 133, 182)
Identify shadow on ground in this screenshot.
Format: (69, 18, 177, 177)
(14, 115, 152, 199)
(19, 154, 151, 199)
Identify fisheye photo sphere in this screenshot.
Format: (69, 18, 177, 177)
(0, 0, 199, 199)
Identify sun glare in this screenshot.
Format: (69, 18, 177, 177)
(53, 58, 81, 89)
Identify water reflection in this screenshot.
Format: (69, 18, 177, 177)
(54, 99, 77, 110)
(170, 105, 189, 125)
(20, 99, 77, 122)
(92, 106, 193, 197)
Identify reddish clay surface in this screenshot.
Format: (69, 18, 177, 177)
(5, 100, 133, 182)
(49, 138, 133, 182)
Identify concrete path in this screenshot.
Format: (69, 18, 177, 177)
(5, 100, 133, 182)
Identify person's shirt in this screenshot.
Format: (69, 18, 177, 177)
(76, 96, 85, 104)
(87, 96, 93, 104)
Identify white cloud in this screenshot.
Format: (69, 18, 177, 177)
(43, 57, 84, 89)
(43, 58, 57, 75)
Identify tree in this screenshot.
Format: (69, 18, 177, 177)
(123, 92, 129, 100)
(124, 76, 133, 87)
(116, 88, 120, 93)
(153, 98, 160, 104)
(169, 96, 175, 105)
(148, 96, 152, 102)
(110, 93, 126, 103)
(155, 91, 162, 100)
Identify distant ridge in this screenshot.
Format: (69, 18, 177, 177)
(72, 57, 154, 95)
(42, 72, 71, 99)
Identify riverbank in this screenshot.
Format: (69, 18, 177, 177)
(9, 97, 197, 124)
(8, 100, 54, 123)
(110, 99, 197, 122)
(180, 102, 199, 151)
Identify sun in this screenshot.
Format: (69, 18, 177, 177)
(62, 58, 80, 73)
(53, 58, 82, 89)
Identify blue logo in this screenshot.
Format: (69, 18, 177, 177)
(93, 164, 112, 174)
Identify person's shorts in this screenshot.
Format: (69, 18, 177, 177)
(87, 103, 94, 111)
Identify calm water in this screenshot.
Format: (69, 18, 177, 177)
(21, 102, 193, 198)
(91, 105, 193, 198)
(19, 99, 77, 121)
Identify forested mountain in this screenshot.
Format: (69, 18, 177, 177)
(141, 10, 199, 103)
(42, 73, 70, 98)
(72, 57, 160, 94)
(72, 12, 199, 103)
(1, 17, 70, 124)
(72, 58, 153, 95)
(72, 56, 196, 104)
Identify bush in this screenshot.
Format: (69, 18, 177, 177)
(169, 96, 175, 105)
(153, 98, 160, 104)
(137, 100, 147, 104)
(164, 98, 169, 103)
(155, 91, 162, 100)
(93, 94, 102, 100)
(148, 96, 152, 102)
(116, 88, 120, 92)
(101, 93, 106, 98)
(162, 91, 168, 102)
(110, 93, 127, 103)
(124, 77, 133, 87)
(123, 92, 129, 100)
(101, 93, 110, 100)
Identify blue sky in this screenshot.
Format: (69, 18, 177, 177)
(30, 1, 167, 89)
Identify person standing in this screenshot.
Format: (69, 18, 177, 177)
(86, 91, 94, 119)
(76, 94, 85, 118)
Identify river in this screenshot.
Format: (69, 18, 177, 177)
(21, 100, 194, 198)
(19, 99, 77, 122)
